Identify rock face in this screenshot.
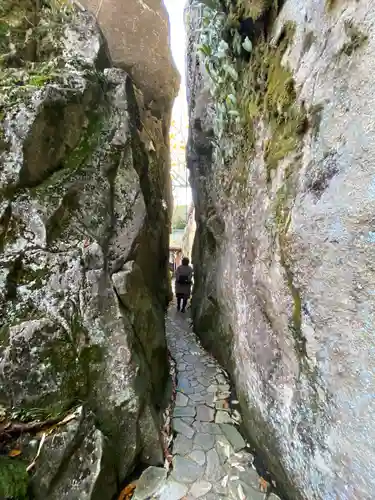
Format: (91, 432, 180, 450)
(182, 203, 196, 260)
(80, 0, 180, 105)
(186, 0, 375, 499)
(0, 2, 177, 498)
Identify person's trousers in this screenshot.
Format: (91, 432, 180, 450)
(176, 294, 188, 312)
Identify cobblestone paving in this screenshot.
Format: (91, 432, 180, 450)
(133, 309, 281, 500)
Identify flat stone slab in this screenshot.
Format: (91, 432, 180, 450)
(205, 448, 223, 482)
(193, 432, 215, 451)
(177, 378, 195, 394)
(175, 392, 189, 407)
(215, 434, 234, 464)
(193, 383, 206, 393)
(207, 384, 217, 393)
(160, 479, 189, 500)
(190, 480, 212, 498)
(173, 405, 196, 418)
(189, 393, 208, 403)
(171, 455, 203, 483)
(184, 354, 199, 363)
(196, 405, 215, 422)
(220, 423, 246, 452)
(182, 417, 195, 425)
(202, 493, 219, 500)
(217, 384, 231, 392)
(193, 421, 222, 434)
(133, 466, 167, 500)
(226, 450, 254, 468)
(173, 434, 193, 455)
(187, 449, 206, 466)
(215, 410, 233, 424)
(227, 477, 265, 500)
(197, 377, 211, 387)
(173, 418, 195, 439)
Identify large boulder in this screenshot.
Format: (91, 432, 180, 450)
(79, 0, 180, 105)
(0, 2, 176, 498)
(186, 0, 375, 498)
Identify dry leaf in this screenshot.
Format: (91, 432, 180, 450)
(58, 412, 76, 426)
(259, 477, 269, 492)
(8, 449, 22, 457)
(118, 483, 136, 500)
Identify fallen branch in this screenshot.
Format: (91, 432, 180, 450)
(26, 432, 46, 472)
(0, 411, 77, 440)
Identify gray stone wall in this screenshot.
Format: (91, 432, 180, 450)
(186, 0, 375, 498)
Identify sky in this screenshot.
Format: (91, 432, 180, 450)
(163, 0, 192, 207)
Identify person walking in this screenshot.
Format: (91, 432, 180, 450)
(175, 257, 193, 313)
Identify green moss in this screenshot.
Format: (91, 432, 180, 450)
(228, 0, 273, 20)
(31, 107, 106, 245)
(325, 0, 339, 11)
(0, 456, 29, 500)
(18, 266, 51, 291)
(274, 184, 308, 368)
(0, 0, 74, 113)
(0, 203, 12, 252)
(3, 300, 43, 335)
(341, 20, 368, 56)
(263, 27, 307, 180)
(264, 113, 305, 181)
(28, 73, 53, 87)
(232, 21, 307, 182)
(36, 109, 104, 195)
(3, 257, 50, 298)
(0, 324, 10, 350)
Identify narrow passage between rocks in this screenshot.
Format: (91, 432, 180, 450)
(133, 309, 282, 500)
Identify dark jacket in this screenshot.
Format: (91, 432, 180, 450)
(175, 264, 193, 297)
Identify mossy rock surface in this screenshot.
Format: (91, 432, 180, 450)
(0, 5, 173, 500)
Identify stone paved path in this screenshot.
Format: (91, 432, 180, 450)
(133, 309, 281, 500)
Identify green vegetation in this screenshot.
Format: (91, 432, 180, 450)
(274, 184, 307, 364)
(341, 20, 368, 56)
(195, 0, 311, 361)
(222, 0, 274, 20)
(30, 106, 106, 245)
(325, 0, 337, 11)
(172, 205, 188, 230)
(196, 0, 307, 181)
(0, 0, 74, 112)
(0, 456, 29, 500)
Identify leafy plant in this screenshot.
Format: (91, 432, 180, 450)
(196, 3, 241, 141)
